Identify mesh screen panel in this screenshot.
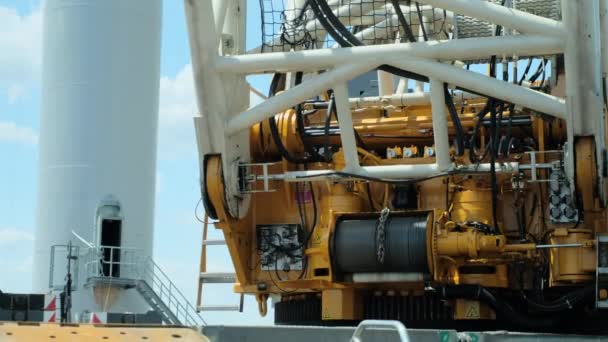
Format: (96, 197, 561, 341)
(259, 0, 450, 52)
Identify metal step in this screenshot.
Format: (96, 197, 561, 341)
(197, 305, 241, 312)
(135, 280, 181, 325)
(200, 272, 236, 283)
(203, 239, 226, 246)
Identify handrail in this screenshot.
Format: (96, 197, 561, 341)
(81, 245, 206, 326)
(142, 255, 206, 326)
(350, 320, 410, 342)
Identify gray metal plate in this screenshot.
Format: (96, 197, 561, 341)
(201, 325, 608, 342)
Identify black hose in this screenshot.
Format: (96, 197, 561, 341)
(391, 0, 417, 42)
(306, 0, 548, 167)
(495, 101, 504, 152)
(444, 85, 465, 155)
(268, 73, 332, 164)
(522, 285, 594, 312)
(519, 58, 533, 85)
(309, 0, 464, 155)
(529, 58, 548, 84)
(308, 0, 359, 47)
(324, 95, 336, 162)
(415, 2, 428, 41)
(307, 0, 472, 155)
(517, 205, 526, 241)
(267, 74, 309, 163)
(308, 0, 427, 83)
(468, 1, 505, 163)
(469, 101, 503, 163)
(295, 72, 326, 162)
(439, 285, 561, 329)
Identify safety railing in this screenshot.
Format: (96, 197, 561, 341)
(140, 255, 207, 326)
(49, 244, 80, 291)
(82, 245, 142, 280)
(81, 245, 206, 326)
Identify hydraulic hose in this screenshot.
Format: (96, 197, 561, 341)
(307, 0, 428, 83)
(267, 73, 315, 164)
(308, 0, 466, 155)
(522, 286, 595, 312)
(391, 0, 417, 42)
(439, 285, 561, 329)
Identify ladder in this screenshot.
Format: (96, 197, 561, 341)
(196, 214, 244, 312)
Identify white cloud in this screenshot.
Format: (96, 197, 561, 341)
(158, 64, 198, 159)
(0, 5, 42, 102)
(0, 120, 38, 145)
(0, 227, 34, 245)
(158, 65, 269, 159)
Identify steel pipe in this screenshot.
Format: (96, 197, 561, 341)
(212, 0, 229, 34)
(187, 0, 251, 219)
(377, 70, 393, 96)
(226, 62, 377, 135)
(333, 82, 361, 170)
(219, 35, 563, 74)
(430, 79, 451, 171)
(337, 7, 453, 48)
(415, 0, 564, 37)
(349, 91, 479, 109)
(280, 162, 519, 182)
(390, 56, 567, 120)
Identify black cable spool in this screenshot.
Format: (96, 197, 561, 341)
(333, 214, 429, 274)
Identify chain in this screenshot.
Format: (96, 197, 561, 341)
(375, 207, 390, 264)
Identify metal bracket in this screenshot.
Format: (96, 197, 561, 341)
(220, 34, 235, 55)
(520, 150, 563, 183)
(238, 162, 280, 193)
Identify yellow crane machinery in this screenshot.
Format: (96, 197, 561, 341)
(201, 79, 603, 331)
(186, 0, 608, 333)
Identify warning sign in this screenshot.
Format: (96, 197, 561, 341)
(465, 301, 481, 319)
(44, 312, 56, 323)
(44, 296, 57, 311)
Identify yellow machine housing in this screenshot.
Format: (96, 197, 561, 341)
(199, 68, 607, 331)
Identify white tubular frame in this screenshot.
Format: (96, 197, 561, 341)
(218, 35, 562, 73)
(184, 0, 607, 211)
(415, 0, 564, 36)
(333, 83, 361, 171)
(349, 91, 479, 109)
(429, 79, 451, 172)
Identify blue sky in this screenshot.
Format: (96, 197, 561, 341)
(0, 0, 272, 325)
